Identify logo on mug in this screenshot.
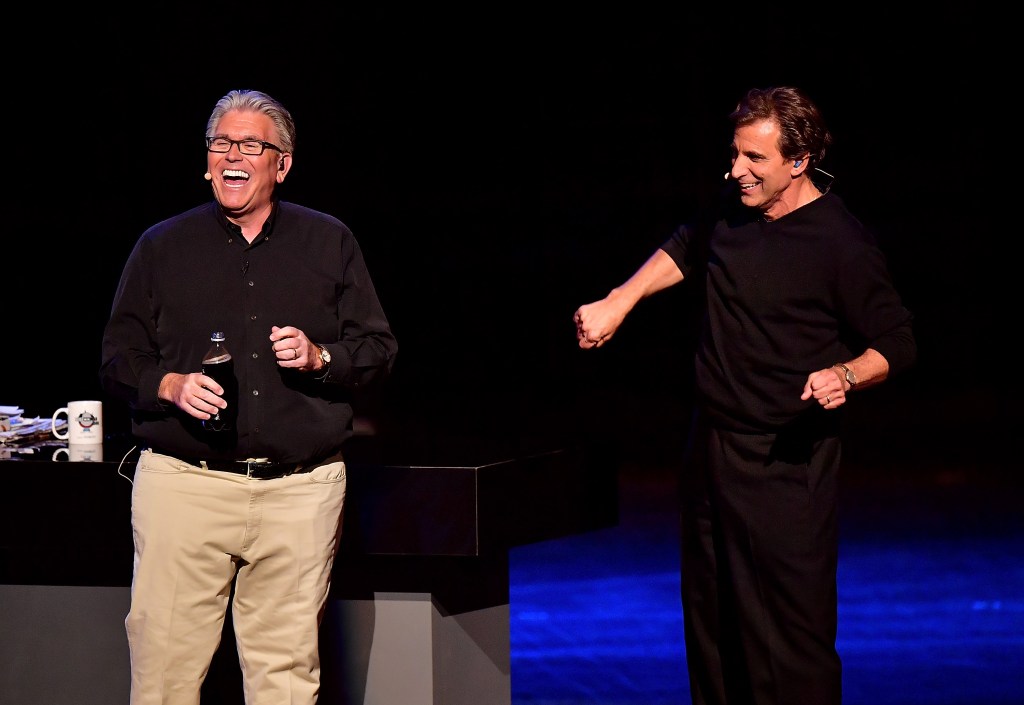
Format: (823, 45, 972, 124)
(76, 410, 100, 434)
(52, 401, 103, 444)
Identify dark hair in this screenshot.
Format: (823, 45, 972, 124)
(206, 89, 297, 154)
(729, 86, 832, 167)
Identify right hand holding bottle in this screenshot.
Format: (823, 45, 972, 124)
(158, 371, 227, 420)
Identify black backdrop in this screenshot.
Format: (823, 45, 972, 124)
(4, 8, 1008, 465)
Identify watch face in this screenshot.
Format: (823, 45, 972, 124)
(320, 347, 331, 364)
(835, 363, 856, 386)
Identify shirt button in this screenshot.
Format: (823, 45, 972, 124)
(251, 352, 258, 359)
(252, 390, 259, 396)
(248, 281, 254, 287)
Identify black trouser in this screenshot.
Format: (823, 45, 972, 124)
(680, 412, 843, 705)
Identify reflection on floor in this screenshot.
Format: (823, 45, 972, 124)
(509, 450, 1024, 705)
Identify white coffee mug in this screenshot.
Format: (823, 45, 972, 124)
(52, 400, 103, 444)
(52, 443, 104, 462)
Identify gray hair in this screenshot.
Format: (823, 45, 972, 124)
(206, 89, 296, 154)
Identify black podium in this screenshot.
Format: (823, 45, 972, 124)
(0, 434, 617, 705)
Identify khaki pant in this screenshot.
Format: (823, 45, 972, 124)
(126, 450, 346, 705)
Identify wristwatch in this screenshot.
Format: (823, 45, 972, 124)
(833, 362, 857, 388)
(314, 344, 332, 380)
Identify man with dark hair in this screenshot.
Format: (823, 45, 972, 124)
(574, 86, 916, 704)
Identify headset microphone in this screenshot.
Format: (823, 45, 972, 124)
(204, 172, 212, 181)
(723, 171, 730, 181)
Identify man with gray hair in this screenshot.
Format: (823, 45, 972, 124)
(101, 88, 398, 704)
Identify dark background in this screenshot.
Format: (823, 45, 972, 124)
(3, 8, 1008, 469)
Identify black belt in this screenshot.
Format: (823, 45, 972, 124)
(151, 450, 334, 480)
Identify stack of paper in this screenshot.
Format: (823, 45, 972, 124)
(0, 405, 64, 445)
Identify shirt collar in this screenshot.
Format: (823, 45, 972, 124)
(212, 199, 280, 244)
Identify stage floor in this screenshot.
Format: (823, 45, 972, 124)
(509, 413, 1023, 705)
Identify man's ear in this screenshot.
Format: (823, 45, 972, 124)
(276, 154, 292, 182)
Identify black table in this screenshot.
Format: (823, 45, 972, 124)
(0, 432, 617, 705)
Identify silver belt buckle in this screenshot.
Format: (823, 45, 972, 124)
(243, 457, 272, 479)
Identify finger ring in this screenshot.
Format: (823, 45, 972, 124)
(293, 348, 299, 360)
(826, 395, 832, 404)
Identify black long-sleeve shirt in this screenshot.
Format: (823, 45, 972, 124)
(100, 200, 398, 463)
(661, 190, 915, 434)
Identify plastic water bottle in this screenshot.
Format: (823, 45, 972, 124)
(201, 331, 238, 432)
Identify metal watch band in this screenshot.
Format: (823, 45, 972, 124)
(833, 362, 856, 388)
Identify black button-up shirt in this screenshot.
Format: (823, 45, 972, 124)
(100, 200, 398, 463)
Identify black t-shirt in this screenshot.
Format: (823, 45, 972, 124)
(661, 191, 915, 433)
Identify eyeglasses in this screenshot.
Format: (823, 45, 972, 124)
(206, 137, 284, 156)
